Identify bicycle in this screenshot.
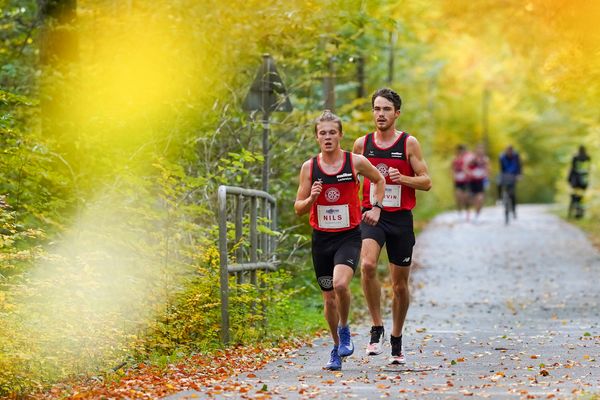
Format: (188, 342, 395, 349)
(500, 173, 517, 225)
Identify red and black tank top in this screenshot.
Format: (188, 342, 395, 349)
(309, 151, 361, 232)
(362, 132, 416, 211)
(452, 154, 469, 184)
(467, 156, 488, 182)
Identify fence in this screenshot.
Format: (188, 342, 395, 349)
(217, 185, 278, 344)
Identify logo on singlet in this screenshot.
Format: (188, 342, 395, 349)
(376, 163, 389, 177)
(336, 172, 354, 182)
(324, 187, 341, 202)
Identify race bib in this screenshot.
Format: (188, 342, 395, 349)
(454, 171, 467, 182)
(370, 183, 401, 208)
(472, 169, 486, 179)
(317, 204, 350, 229)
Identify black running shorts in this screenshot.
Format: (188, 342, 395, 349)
(469, 180, 485, 194)
(360, 209, 415, 267)
(311, 226, 361, 291)
(454, 182, 468, 191)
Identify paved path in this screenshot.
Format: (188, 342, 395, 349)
(168, 205, 600, 399)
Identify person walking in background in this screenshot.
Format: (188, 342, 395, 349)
(353, 88, 432, 365)
(452, 144, 471, 221)
(466, 144, 490, 223)
(294, 110, 385, 371)
(568, 145, 591, 219)
(499, 145, 522, 218)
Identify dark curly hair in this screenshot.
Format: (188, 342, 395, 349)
(371, 88, 402, 111)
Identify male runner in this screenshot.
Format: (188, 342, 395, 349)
(353, 88, 431, 365)
(452, 144, 471, 221)
(295, 110, 385, 371)
(466, 144, 490, 222)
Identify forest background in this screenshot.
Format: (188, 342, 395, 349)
(1, 0, 599, 396)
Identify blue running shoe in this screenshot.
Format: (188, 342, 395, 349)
(325, 345, 342, 371)
(337, 325, 354, 357)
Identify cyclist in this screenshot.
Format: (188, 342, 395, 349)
(567, 145, 591, 219)
(499, 145, 522, 219)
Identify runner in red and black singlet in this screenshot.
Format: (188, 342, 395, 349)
(353, 88, 432, 366)
(361, 131, 415, 211)
(452, 144, 471, 221)
(295, 110, 384, 371)
(308, 151, 361, 232)
(466, 144, 490, 222)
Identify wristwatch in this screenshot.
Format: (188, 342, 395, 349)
(372, 201, 383, 210)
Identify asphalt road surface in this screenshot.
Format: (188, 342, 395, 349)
(167, 204, 600, 399)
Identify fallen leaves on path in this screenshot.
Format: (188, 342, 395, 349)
(31, 338, 307, 399)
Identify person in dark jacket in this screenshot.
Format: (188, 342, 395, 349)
(568, 145, 591, 219)
(498, 145, 522, 217)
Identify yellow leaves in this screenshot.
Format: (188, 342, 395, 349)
(489, 371, 506, 382)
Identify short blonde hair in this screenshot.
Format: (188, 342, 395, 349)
(314, 109, 342, 135)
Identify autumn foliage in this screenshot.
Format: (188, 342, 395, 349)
(1, 0, 599, 396)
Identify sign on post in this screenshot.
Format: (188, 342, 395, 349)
(243, 54, 293, 114)
(243, 54, 292, 192)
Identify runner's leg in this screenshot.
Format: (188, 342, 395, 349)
(389, 264, 410, 337)
(322, 290, 339, 345)
(361, 239, 383, 326)
(333, 265, 354, 326)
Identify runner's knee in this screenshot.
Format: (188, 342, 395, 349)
(392, 280, 409, 298)
(333, 278, 349, 294)
(361, 259, 378, 278)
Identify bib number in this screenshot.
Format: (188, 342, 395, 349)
(317, 204, 350, 229)
(370, 183, 401, 208)
(454, 171, 467, 182)
(472, 169, 485, 179)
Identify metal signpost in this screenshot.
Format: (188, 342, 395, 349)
(216, 55, 291, 344)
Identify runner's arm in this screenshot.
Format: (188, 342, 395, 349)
(353, 154, 384, 204)
(352, 136, 365, 155)
(389, 136, 432, 191)
(353, 154, 384, 225)
(294, 160, 322, 216)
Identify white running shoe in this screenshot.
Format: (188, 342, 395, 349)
(389, 335, 405, 364)
(366, 326, 385, 356)
(388, 353, 406, 365)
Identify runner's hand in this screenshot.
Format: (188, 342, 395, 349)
(362, 207, 381, 226)
(310, 180, 322, 200)
(388, 167, 403, 183)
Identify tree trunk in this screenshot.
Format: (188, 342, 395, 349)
(38, 0, 78, 65)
